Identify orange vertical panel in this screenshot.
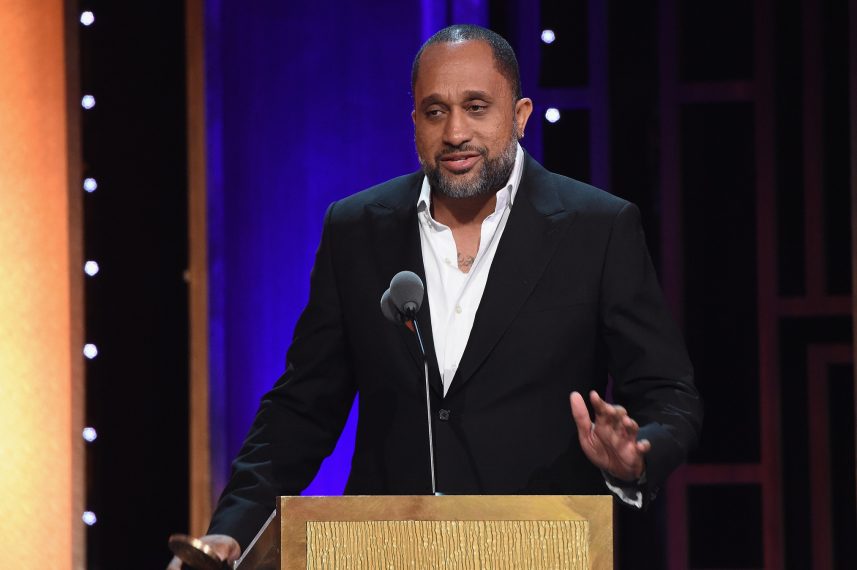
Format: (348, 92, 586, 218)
(0, 1, 81, 568)
(185, 0, 213, 536)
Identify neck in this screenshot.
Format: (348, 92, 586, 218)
(431, 191, 498, 229)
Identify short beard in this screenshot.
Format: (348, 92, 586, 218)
(419, 126, 518, 200)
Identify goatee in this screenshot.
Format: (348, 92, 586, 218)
(419, 131, 518, 199)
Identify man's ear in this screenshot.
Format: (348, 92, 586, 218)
(411, 109, 416, 125)
(514, 98, 533, 139)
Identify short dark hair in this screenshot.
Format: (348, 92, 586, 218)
(411, 25, 522, 101)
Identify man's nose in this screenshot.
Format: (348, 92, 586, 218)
(442, 108, 471, 147)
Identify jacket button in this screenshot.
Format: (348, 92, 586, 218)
(438, 409, 451, 421)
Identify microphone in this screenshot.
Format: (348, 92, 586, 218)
(380, 271, 438, 495)
(389, 271, 424, 318)
(379, 288, 404, 324)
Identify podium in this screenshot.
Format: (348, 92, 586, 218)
(235, 495, 613, 569)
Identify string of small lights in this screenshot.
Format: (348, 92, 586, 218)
(540, 28, 561, 124)
(79, 7, 98, 533)
(75, 4, 191, 565)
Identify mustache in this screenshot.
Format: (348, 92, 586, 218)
(435, 144, 488, 161)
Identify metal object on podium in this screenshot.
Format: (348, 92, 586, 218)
(168, 534, 232, 570)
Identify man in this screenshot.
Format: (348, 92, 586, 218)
(168, 24, 701, 568)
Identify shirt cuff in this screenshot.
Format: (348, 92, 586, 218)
(601, 470, 646, 509)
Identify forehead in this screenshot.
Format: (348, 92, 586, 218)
(414, 40, 509, 99)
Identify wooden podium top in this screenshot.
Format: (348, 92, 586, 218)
(237, 495, 613, 570)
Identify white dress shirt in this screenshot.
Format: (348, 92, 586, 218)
(417, 143, 524, 396)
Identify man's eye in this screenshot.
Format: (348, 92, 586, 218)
(425, 109, 443, 118)
(468, 104, 487, 112)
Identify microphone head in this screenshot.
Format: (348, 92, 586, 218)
(380, 288, 405, 324)
(389, 271, 424, 318)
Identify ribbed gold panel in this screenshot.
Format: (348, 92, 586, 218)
(305, 519, 589, 569)
(274, 496, 613, 570)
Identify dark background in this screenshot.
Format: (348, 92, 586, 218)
(79, 2, 189, 569)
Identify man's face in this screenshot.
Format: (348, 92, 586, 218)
(412, 40, 532, 199)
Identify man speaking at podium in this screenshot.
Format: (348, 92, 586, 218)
(168, 24, 702, 568)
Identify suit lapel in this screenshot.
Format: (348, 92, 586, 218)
(365, 176, 444, 396)
(445, 156, 571, 398)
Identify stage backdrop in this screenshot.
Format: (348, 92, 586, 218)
(203, 0, 489, 502)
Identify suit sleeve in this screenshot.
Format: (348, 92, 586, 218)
(207, 202, 357, 549)
(599, 202, 703, 498)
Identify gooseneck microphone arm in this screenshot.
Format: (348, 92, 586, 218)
(410, 317, 437, 496)
(381, 271, 439, 496)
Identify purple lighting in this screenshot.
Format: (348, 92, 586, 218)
(206, 0, 426, 498)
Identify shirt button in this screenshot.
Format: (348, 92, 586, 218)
(444, 258, 451, 265)
(438, 409, 451, 421)
(455, 305, 462, 314)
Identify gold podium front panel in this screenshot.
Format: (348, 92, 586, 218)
(279, 495, 613, 569)
(306, 519, 589, 569)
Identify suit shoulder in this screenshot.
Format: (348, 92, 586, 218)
(525, 159, 630, 217)
(550, 172, 630, 215)
(327, 171, 422, 222)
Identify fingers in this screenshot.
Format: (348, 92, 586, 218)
(570, 390, 652, 480)
(589, 390, 641, 438)
(166, 535, 241, 570)
(204, 534, 242, 562)
(576, 389, 651, 447)
(622, 414, 640, 440)
(588, 390, 608, 414)
(590, 391, 624, 432)
(569, 391, 593, 437)
(589, 391, 625, 425)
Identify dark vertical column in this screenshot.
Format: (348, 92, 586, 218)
(803, 0, 825, 299)
(657, 0, 682, 323)
(657, 3, 686, 567)
(587, 0, 609, 189)
(80, 2, 190, 567)
(851, 0, 857, 517)
(806, 346, 853, 569)
(662, 1, 764, 568)
(755, 0, 783, 567)
(514, 0, 542, 160)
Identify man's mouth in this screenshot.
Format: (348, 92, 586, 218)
(438, 151, 482, 174)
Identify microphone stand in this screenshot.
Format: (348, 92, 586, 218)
(410, 317, 438, 496)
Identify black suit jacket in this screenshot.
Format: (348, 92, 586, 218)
(208, 154, 702, 549)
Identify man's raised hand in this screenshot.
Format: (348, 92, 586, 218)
(569, 390, 650, 482)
